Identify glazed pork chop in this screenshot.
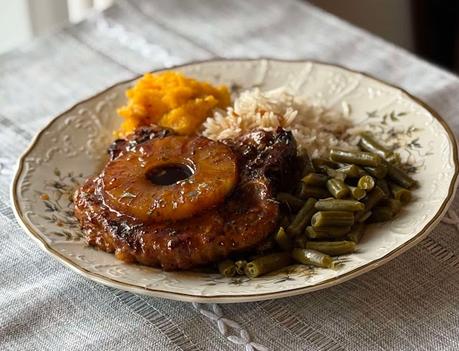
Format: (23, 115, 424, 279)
(74, 126, 297, 270)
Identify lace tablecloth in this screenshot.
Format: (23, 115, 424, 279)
(1, 1, 458, 350)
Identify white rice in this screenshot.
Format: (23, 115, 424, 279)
(202, 87, 358, 158)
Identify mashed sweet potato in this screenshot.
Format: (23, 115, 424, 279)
(116, 71, 230, 136)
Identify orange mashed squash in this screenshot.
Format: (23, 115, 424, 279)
(116, 71, 230, 136)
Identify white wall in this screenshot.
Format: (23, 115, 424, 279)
(0, 0, 33, 54)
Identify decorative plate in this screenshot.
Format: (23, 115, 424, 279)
(11, 59, 459, 303)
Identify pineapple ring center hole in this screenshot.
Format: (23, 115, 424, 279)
(146, 164, 194, 185)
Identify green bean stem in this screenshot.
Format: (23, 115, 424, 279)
(311, 211, 354, 227)
(305, 240, 356, 256)
(244, 253, 292, 278)
(292, 248, 334, 268)
(329, 148, 382, 167)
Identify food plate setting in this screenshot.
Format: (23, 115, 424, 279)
(12, 59, 458, 303)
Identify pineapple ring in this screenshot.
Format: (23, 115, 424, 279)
(101, 135, 238, 223)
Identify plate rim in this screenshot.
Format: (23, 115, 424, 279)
(10, 58, 459, 303)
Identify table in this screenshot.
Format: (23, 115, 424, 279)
(1, 1, 458, 350)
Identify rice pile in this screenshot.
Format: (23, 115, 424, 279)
(202, 88, 357, 158)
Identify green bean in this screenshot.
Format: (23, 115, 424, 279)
(302, 173, 329, 186)
(279, 215, 290, 229)
(306, 225, 351, 239)
(234, 260, 247, 275)
(359, 132, 394, 159)
(355, 186, 386, 221)
(329, 148, 382, 167)
(275, 227, 293, 251)
(327, 178, 350, 199)
(276, 192, 304, 212)
(387, 163, 417, 189)
(349, 186, 366, 200)
(364, 186, 386, 209)
(336, 164, 361, 178)
(312, 158, 339, 171)
(364, 163, 388, 179)
(357, 175, 375, 191)
(315, 199, 365, 212)
(218, 260, 236, 277)
(369, 207, 394, 222)
(287, 198, 317, 236)
(292, 248, 334, 268)
(311, 211, 354, 227)
(380, 198, 402, 215)
(244, 253, 292, 278)
(375, 179, 391, 198)
(294, 236, 308, 249)
(346, 223, 366, 243)
(305, 240, 356, 256)
(389, 182, 412, 203)
(315, 165, 346, 181)
(297, 183, 330, 199)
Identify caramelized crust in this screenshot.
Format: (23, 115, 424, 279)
(74, 127, 297, 270)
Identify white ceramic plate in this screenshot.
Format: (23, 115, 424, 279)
(11, 59, 459, 303)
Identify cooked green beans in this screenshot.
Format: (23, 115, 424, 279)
(357, 175, 375, 190)
(356, 210, 372, 223)
(375, 179, 391, 198)
(349, 186, 366, 200)
(364, 163, 388, 179)
(306, 225, 351, 239)
(380, 198, 402, 215)
(218, 260, 236, 277)
(315, 199, 365, 212)
(330, 148, 382, 167)
(297, 183, 330, 199)
(287, 198, 317, 236)
(359, 132, 393, 159)
(389, 182, 412, 203)
(387, 163, 417, 189)
(302, 173, 329, 186)
(276, 192, 304, 212)
(336, 164, 361, 178)
(312, 158, 339, 170)
(244, 253, 292, 278)
(292, 248, 334, 268)
(311, 211, 354, 227)
(294, 236, 307, 249)
(327, 178, 349, 199)
(234, 260, 247, 275)
(275, 227, 292, 251)
(305, 240, 356, 256)
(363, 186, 386, 210)
(346, 223, 366, 243)
(369, 207, 393, 222)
